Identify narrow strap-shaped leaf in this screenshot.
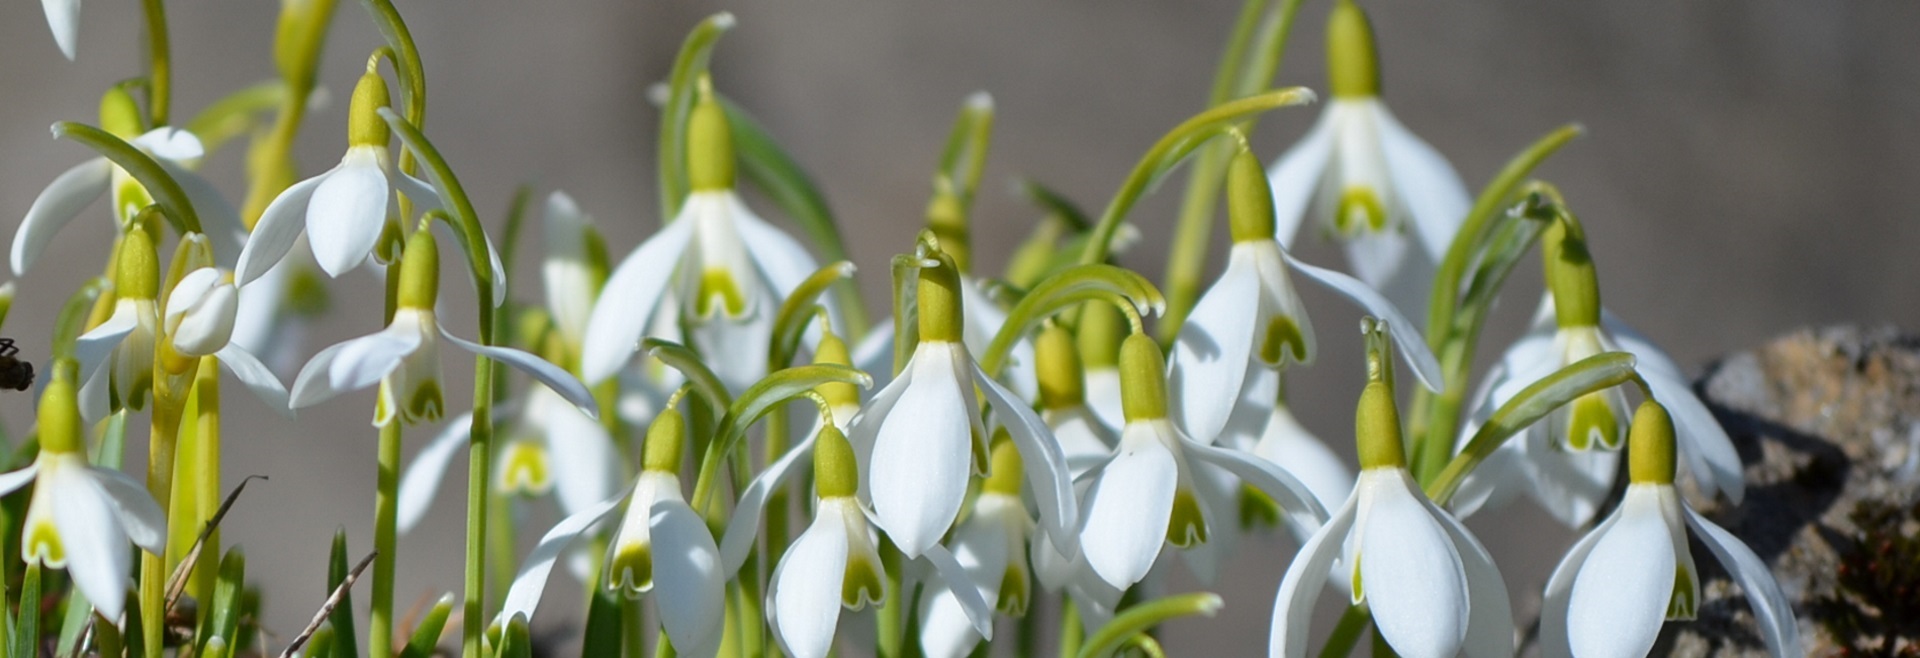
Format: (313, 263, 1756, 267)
(53, 277, 107, 363)
(326, 532, 359, 658)
(206, 550, 247, 654)
(658, 13, 736, 219)
(1014, 179, 1093, 230)
(574, 587, 620, 658)
(1427, 351, 1637, 505)
(398, 594, 454, 658)
(691, 364, 871, 509)
(12, 563, 41, 658)
(980, 264, 1165, 378)
(280, 552, 375, 658)
(937, 92, 995, 208)
(52, 122, 203, 235)
(768, 262, 857, 369)
(643, 338, 731, 412)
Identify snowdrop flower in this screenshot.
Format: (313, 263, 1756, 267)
(580, 83, 821, 392)
(1174, 143, 1441, 446)
(0, 365, 165, 621)
(1454, 218, 1742, 527)
(494, 408, 724, 657)
(160, 265, 292, 412)
(1539, 401, 1797, 658)
(1266, 0, 1470, 317)
(75, 228, 161, 419)
(1080, 333, 1327, 591)
(13, 87, 245, 277)
(236, 67, 438, 285)
(847, 247, 1075, 559)
(540, 191, 609, 362)
(918, 440, 1034, 658)
(1270, 327, 1510, 658)
(290, 230, 595, 426)
(767, 422, 991, 658)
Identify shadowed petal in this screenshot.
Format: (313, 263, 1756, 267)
(652, 500, 727, 658)
(12, 157, 110, 276)
(397, 414, 471, 534)
(213, 344, 292, 415)
(1418, 493, 1512, 657)
(1372, 104, 1469, 261)
(1078, 426, 1178, 588)
(47, 461, 136, 620)
(497, 495, 623, 625)
(973, 360, 1078, 557)
(442, 328, 597, 418)
(579, 217, 696, 385)
(769, 503, 854, 658)
(1281, 252, 1442, 391)
(722, 432, 817, 574)
(306, 149, 389, 277)
(1566, 488, 1674, 658)
(290, 323, 420, 409)
(1267, 112, 1336, 248)
(236, 173, 328, 286)
(1172, 249, 1262, 444)
(1269, 492, 1359, 658)
(1683, 506, 1799, 657)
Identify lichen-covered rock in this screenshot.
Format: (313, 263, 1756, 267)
(1663, 325, 1920, 657)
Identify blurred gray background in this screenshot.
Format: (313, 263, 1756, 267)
(2, 0, 1916, 653)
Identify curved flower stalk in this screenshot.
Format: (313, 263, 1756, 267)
(918, 440, 1034, 658)
(494, 407, 725, 657)
(160, 264, 293, 412)
(846, 247, 1076, 559)
(580, 83, 823, 392)
(1080, 333, 1327, 591)
(0, 364, 166, 621)
(236, 67, 438, 286)
(290, 229, 595, 425)
(12, 88, 246, 277)
(1453, 217, 1742, 526)
(1265, 0, 1470, 318)
(75, 228, 161, 421)
(1174, 143, 1441, 446)
(1539, 401, 1797, 658)
(1270, 326, 1510, 658)
(766, 422, 992, 658)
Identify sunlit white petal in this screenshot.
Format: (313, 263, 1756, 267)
(580, 217, 697, 385)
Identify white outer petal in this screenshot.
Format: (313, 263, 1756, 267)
(396, 413, 472, 534)
(0, 462, 39, 497)
(42, 0, 80, 60)
(729, 194, 820, 304)
(1567, 486, 1676, 658)
(47, 458, 136, 620)
(1186, 437, 1329, 540)
(12, 157, 110, 276)
(960, 278, 1037, 400)
(1281, 251, 1443, 391)
(496, 494, 623, 626)
(305, 149, 389, 277)
(1078, 424, 1178, 589)
(721, 432, 816, 575)
(84, 464, 168, 553)
(1646, 365, 1744, 504)
(159, 162, 246, 270)
(846, 350, 917, 503)
(769, 502, 855, 658)
(972, 359, 1078, 557)
(1539, 496, 1625, 658)
(441, 328, 598, 419)
(1267, 110, 1336, 248)
(1171, 247, 1262, 444)
(213, 344, 292, 415)
(1372, 103, 1469, 262)
(1418, 489, 1512, 657)
(1682, 506, 1800, 657)
(540, 390, 621, 517)
(868, 343, 976, 557)
(1082, 366, 1125, 431)
(579, 217, 696, 385)
(651, 500, 727, 658)
(171, 282, 239, 357)
(131, 128, 204, 163)
(237, 173, 327, 286)
(1269, 491, 1359, 658)
(289, 320, 420, 409)
(1358, 469, 1468, 658)
(1252, 405, 1354, 513)
(1044, 405, 1116, 478)
(918, 541, 996, 643)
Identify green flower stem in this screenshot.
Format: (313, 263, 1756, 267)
(978, 265, 1161, 379)
(189, 357, 223, 614)
(730, 575, 765, 658)
(370, 405, 401, 658)
(241, 0, 337, 225)
(53, 122, 202, 235)
(1077, 88, 1315, 267)
(140, 0, 171, 125)
(874, 539, 905, 658)
(689, 365, 865, 510)
(1316, 605, 1370, 658)
(140, 389, 189, 658)
(1077, 592, 1222, 658)
(1425, 352, 1638, 506)
(1057, 599, 1084, 658)
(1158, 0, 1303, 342)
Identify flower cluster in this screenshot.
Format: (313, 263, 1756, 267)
(0, 1, 1807, 657)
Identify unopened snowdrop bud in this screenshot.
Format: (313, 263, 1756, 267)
(1035, 324, 1084, 411)
(1628, 401, 1677, 485)
(1227, 146, 1277, 243)
(918, 251, 965, 344)
(687, 77, 735, 192)
(1327, 0, 1381, 100)
(982, 434, 1024, 497)
(397, 229, 440, 311)
(1119, 333, 1169, 423)
(348, 69, 393, 149)
(118, 225, 161, 302)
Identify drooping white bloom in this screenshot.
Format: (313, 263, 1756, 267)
(11, 122, 245, 277)
(395, 385, 620, 533)
(158, 266, 293, 412)
(1265, 1, 1469, 318)
(1080, 335, 1327, 591)
(1539, 402, 1797, 658)
(235, 70, 438, 286)
(290, 231, 595, 426)
(1173, 147, 1441, 447)
(75, 228, 162, 421)
(0, 370, 166, 621)
(496, 407, 725, 657)
(846, 254, 1076, 559)
(1270, 347, 1510, 658)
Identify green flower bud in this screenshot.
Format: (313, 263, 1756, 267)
(99, 86, 145, 139)
(117, 226, 161, 301)
(813, 424, 860, 499)
(1543, 217, 1602, 328)
(1354, 380, 1405, 469)
(917, 250, 965, 343)
(982, 433, 1024, 496)
(38, 365, 84, 454)
(1327, 0, 1382, 99)
(348, 70, 392, 148)
(641, 407, 686, 474)
(1227, 145, 1277, 243)
(1035, 324, 1085, 411)
(686, 77, 736, 192)
(1118, 333, 1169, 423)
(1628, 401, 1677, 485)
(397, 230, 440, 311)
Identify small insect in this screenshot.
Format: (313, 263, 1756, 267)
(0, 338, 33, 391)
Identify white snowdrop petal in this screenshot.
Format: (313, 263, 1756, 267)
(1253, 405, 1354, 513)
(1372, 104, 1470, 262)
(1539, 503, 1623, 658)
(920, 542, 996, 642)
(1171, 249, 1262, 444)
(650, 500, 727, 658)
(1266, 112, 1336, 248)
(213, 344, 292, 416)
(1185, 438, 1329, 540)
(41, 0, 80, 60)
(158, 161, 246, 270)
(497, 495, 623, 625)
(1418, 491, 1513, 658)
(869, 346, 975, 557)
(47, 462, 136, 621)
(721, 432, 817, 575)
(769, 505, 853, 658)
(1567, 489, 1676, 658)
(1269, 493, 1359, 658)
(1078, 428, 1178, 589)
(236, 173, 327, 286)
(1645, 367, 1744, 504)
(579, 217, 696, 385)
(1281, 251, 1444, 392)
(396, 413, 471, 534)
(542, 395, 621, 517)
(132, 128, 205, 163)
(305, 150, 390, 277)
(972, 360, 1078, 557)
(1682, 506, 1800, 657)
(730, 194, 821, 304)
(13, 157, 110, 276)
(289, 327, 417, 409)
(84, 465, 168, 554)
(172, 283, 239, 357)
(1359, 471, 1469, 658)
(441, 328, 598, 419)
(0, 462, 39, 497)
